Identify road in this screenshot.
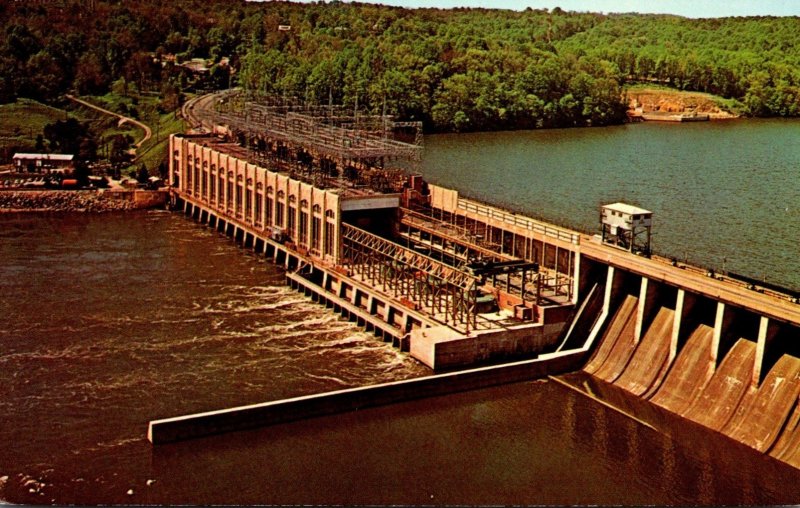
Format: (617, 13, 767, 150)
(580, 236, 800, 325)
(65, 94, 153, 156)
(181, 90, 237, 132)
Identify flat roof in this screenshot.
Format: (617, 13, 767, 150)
(178, 134, 393, 200)
(13, 153, 74, 161)
(603, 202, 652, 216)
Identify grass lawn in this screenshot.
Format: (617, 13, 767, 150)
(82, 89, 187, 175)
(134, 110, 185, 174)
(0, 98, 80, 138)
(0, 99, 85, 160)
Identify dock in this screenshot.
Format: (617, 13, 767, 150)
(629, 110, 710, 122)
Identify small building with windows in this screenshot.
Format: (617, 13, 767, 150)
(600, 202, 653, 255)
(12, 153, 75, 174)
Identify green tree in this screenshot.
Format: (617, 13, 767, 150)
(136, 163, 149, 183)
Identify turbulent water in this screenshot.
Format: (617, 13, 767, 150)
(0, 211, 428, 504)
(3, 118, 800, 505)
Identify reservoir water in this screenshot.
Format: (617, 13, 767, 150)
(2, 119, 800, 504)
(423, 119, 800, 291)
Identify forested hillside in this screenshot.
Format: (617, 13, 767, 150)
(2, 0, 800, 132)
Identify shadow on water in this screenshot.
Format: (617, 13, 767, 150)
(147, 376, 800, 506)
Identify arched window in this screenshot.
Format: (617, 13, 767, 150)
(255, 184, 263, 225)
(265, 191, 274, 225)
(287, 199, 297, 238)
(235, 176, 244, 214)
(218, 171, 225, 207)
(210, 166, 217, 202)
(193, 159, 200, 195)
(298, 206, 309, 245)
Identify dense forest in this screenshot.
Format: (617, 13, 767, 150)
(3, 0, 800, 132)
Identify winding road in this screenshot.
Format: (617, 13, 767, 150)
(65, 94, 153, 157)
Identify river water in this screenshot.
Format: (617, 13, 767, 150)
(2, 119, 800, 505)
(0, 211, 428, 504)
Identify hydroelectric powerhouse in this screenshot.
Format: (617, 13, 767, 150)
(149, 91, 800, 473)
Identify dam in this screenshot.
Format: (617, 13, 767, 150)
(151, 91, 800, 470)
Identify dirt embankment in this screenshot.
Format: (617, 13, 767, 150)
(627, 89, 739, 119)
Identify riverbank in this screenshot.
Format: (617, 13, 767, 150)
(626, 87, 741, 120)
(0, 189, 167, 212)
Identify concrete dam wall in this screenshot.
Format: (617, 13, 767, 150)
(579, 263, 800, 468)
(163, 91, 800, 465)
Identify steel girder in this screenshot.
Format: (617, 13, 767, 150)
(207, 93, 423, 163)
(340, 223, 477, 331)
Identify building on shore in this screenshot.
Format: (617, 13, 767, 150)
(12, 153, 75, 174)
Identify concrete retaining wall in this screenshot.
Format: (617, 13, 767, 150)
(148, 348, 587, 444)
(106, 189, 169, 208)
(411, 322, 565, 369)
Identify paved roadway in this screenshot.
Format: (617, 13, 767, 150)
(580, 236, 800, 325)
(182, 92, 229, 131)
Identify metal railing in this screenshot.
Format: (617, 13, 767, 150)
(457, 198, 580, 245)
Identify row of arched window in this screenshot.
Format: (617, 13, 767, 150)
(182, 150, 337, 256)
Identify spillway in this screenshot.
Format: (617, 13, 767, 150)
(577, 266, 800, 469)
(593, 298, 639, 383)
(614, 306, 674, 396)
(584, 295, 638, 375)
(650, 324, 715, 415)
(771, 401, 800, 465)
(682, 338, 756, 431)
(722, 354, 800, 452)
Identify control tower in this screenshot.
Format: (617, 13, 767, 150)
(600, 202, 652, 256)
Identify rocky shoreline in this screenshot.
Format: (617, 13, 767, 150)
(0, 190, 165, 213)
(627, 88, 740, 120)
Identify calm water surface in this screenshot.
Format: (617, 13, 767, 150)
(423, 119, 800, 290)
(3, 119, 800, 505)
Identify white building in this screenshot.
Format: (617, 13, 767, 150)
(600, 202, 653, 255)
(12, 153, 75, 174)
